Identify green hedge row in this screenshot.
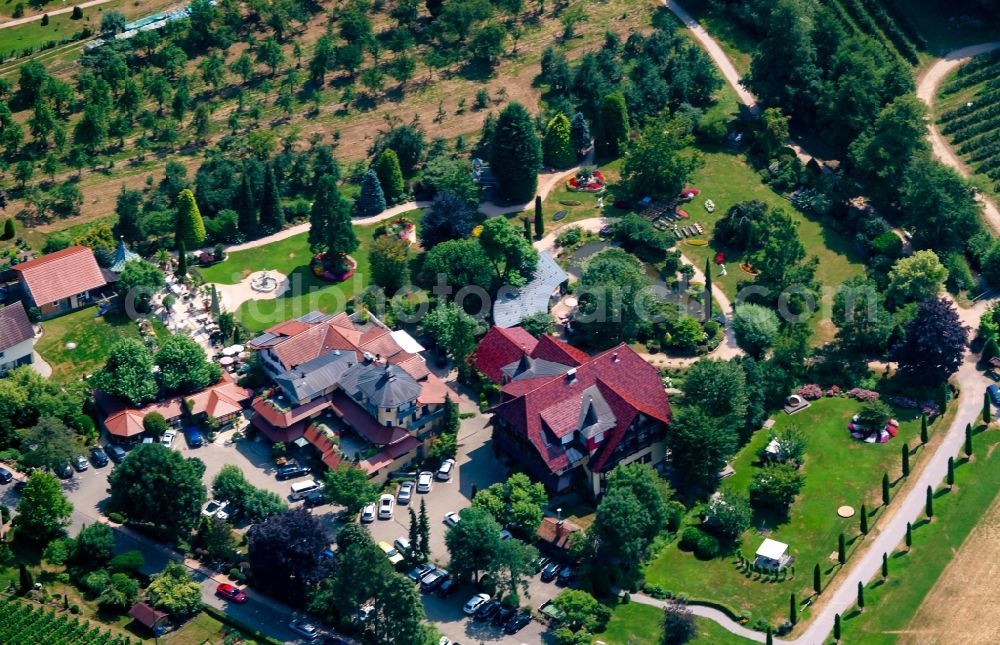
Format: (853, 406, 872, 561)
(962, 135, 1000, 161)
(942, 97, 1000, 132)
(943, 58, 1000, 96)
(946, 114, 1000, 145)
(200, 605, 285, 645)
(836, 0, 917, 64)
(881, 0, 928, 49)
(859, 0, 921, 62)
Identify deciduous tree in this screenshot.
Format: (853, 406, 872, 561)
(91, 339, 158, 406)
(890, 297, 968, 383)
(14, 471, 72, 544)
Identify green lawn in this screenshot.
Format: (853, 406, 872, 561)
(840, 426, 1000, 644)
(596, 602, 748, 645)
(36, 307, 167, 382)
(645, 397, 934, 627)
(198, 215, 421, 333)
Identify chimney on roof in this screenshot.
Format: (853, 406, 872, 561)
(376, 353, 381, 362)
(612, 352, 620, 363)
(566, 368, 577, 382)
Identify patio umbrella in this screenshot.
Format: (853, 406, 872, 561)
(220, 356, 235, 366)
(222, 346, 240, 356)
(230, 344, 245, 353)
(564, 297, 578, 308)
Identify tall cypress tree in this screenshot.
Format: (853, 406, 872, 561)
(114, 187, 144, 243)
(947, 456, 955, 487)
(542, 113, 575, 168)
(902, 442, 910, 476)
(374, 148, 405, 204)
(837, 533, 846, 564)
(985, 390, 993, 425)
(443, 395, 459, 434)
(813, 563, 821, 594)
(834, 613, 841, 640)
(789, 592, 797, 624)
(522, 217, 532, 240)
(355, 169, 386, 218)
(857, 581, 865, 609)
(881, 552, 888, 578)
(965, 423, 974, 458)
(176, 241, 188, 279)
(596, 92, 629, 158)
(407, 507, 420, 562)
(570, 111, 591, 155)
(418, 498, 430, 558)
(704, 257, 713, 322)
(235, 170, 258, 238)
(210, 285, 220, 317)
(925, 485, 934, 518)
(882, 472, 890, 506)
(859, 504, 868, 535)
(905, 521, 912, 549)
(534, 195, 543, 239)
(490, 102, 542, 203)
(258, 164, 285, 234)
(175, 189, 206, 248)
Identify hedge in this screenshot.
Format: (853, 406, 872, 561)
(201, 605, 285, 645)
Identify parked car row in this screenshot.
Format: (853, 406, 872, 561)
(462, 593, 531, 634)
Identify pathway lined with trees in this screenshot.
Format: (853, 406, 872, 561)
(917, 42, 1000, 235)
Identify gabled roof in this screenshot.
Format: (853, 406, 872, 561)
(100, 373, 252, 438)
(274, 350, 357, 405)
(129, 603, 168, 629)
(340, 362, 422, 409)
(0, 301, 34, 351)
(13, 246, 106, 307)
(486, 335, 670, 475)
(474, 326, 540, 383)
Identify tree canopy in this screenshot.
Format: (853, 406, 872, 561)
(248, 508, 331, 606)
(14, 470, 72, 544)
(107, 443, 207, 539)
(490, 102, 542, 203)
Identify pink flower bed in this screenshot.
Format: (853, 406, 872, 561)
(797, 384, 823, 400)
(312, 253, 358, 283)
(826, 385, 841, 397)
(847, 388, 880, 401)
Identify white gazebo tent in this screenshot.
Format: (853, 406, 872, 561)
(755, 538, 789, 568)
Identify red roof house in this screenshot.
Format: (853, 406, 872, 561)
(477, 326, 670, 497)
(12, 246, 107, 319)
(0, 301, 36, 374)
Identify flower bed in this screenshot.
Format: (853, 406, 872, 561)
(377, 217, 415, 243)
(566, 169, 607, 193)
(847, 388, 880, 401)
(797, 384, 823, 400)
(311, 253, 358, 283)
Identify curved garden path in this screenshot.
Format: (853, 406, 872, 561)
(916, 42, 1000, 235)
(224, 152, 596, 253)
(534, 216, 741, 365)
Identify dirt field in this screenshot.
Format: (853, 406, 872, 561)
(900, 488, 1000, 644)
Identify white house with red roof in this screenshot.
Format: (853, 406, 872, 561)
(0, 301, 36, 374)
(12, 246, 107, 319)
(247, 311, 449, 482)
(476, 326, 671, 497)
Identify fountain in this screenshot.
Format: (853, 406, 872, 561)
(250, 271, 278, 293)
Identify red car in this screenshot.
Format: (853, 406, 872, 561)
(216, 583, 248, 603)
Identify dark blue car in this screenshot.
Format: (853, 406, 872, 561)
(184, 427, 204, 448)
(989, 385, 1000, 408)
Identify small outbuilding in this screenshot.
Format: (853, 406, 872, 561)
(128, 602, 168, 635)
(755, 538, 790, 569)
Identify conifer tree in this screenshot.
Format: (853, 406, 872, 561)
(534, 195, 544, 239)
(522, 217, 531, 240)
(418, 498, 430, 558)
(920, 414, 928, 444)
(374, 148, 405, 203)
(925, 485, 934, 518)
(881, 552, 888, 578)
(905, 521, 912, 549)
(258, 164, 285, 233)
(704, 257, 713, 322)
(542, 113, 575, 168)
(235, 170, 258, 238)
(834, 613, 841, 640)
(947, 456, 955, 487)
(789, 592, 797, 624)
(355, 169, 386, 217)
(965, 423, 973, 458)
(902, 442, 910, 476)
(490, 102, 542, 203)
(985, 390, 993, 425)
(175, 189, 206, 248)
(882, 472, 890, 506)
(310, 175, 357, 274)
(2, 218, 14, 240)
(570, 112, 591, 155)
(177, 241, 188, 279)
(813, 563, 821, 595)
(837, 533, 846, 564)
(857, 581, 865, 609)
(596, 92, 629, 158)
(859, 504, 868, 535)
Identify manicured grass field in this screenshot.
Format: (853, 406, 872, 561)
(36, 307, 168, 382)
(596, 602, 749, 645)
(840, 426, 1000, 644)
(198, 215, 421, 333)
(645, 397, 933, 626)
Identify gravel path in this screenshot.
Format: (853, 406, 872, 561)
(916, 42, 1000, 235)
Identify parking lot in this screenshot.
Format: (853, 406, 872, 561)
(15, 390, 560, 644)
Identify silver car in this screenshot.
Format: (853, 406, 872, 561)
(417, 471, 433, 493)
(397, 481, 414, 504)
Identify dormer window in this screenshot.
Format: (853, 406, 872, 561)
(593, 432, 604, 444)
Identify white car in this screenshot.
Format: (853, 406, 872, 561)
(161, 430, 176, 448)
(395, 537, 411, 554)
(444, 511, 461, 527)
(202, 500, 229, 521)
(436, 458, 455, 481)
(360, 502, 377, 523)
(463, 592, 490, 615)
(378, 493, 394, 520)
(417, 471, 433, 493)
(288, 618, 320, 640)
